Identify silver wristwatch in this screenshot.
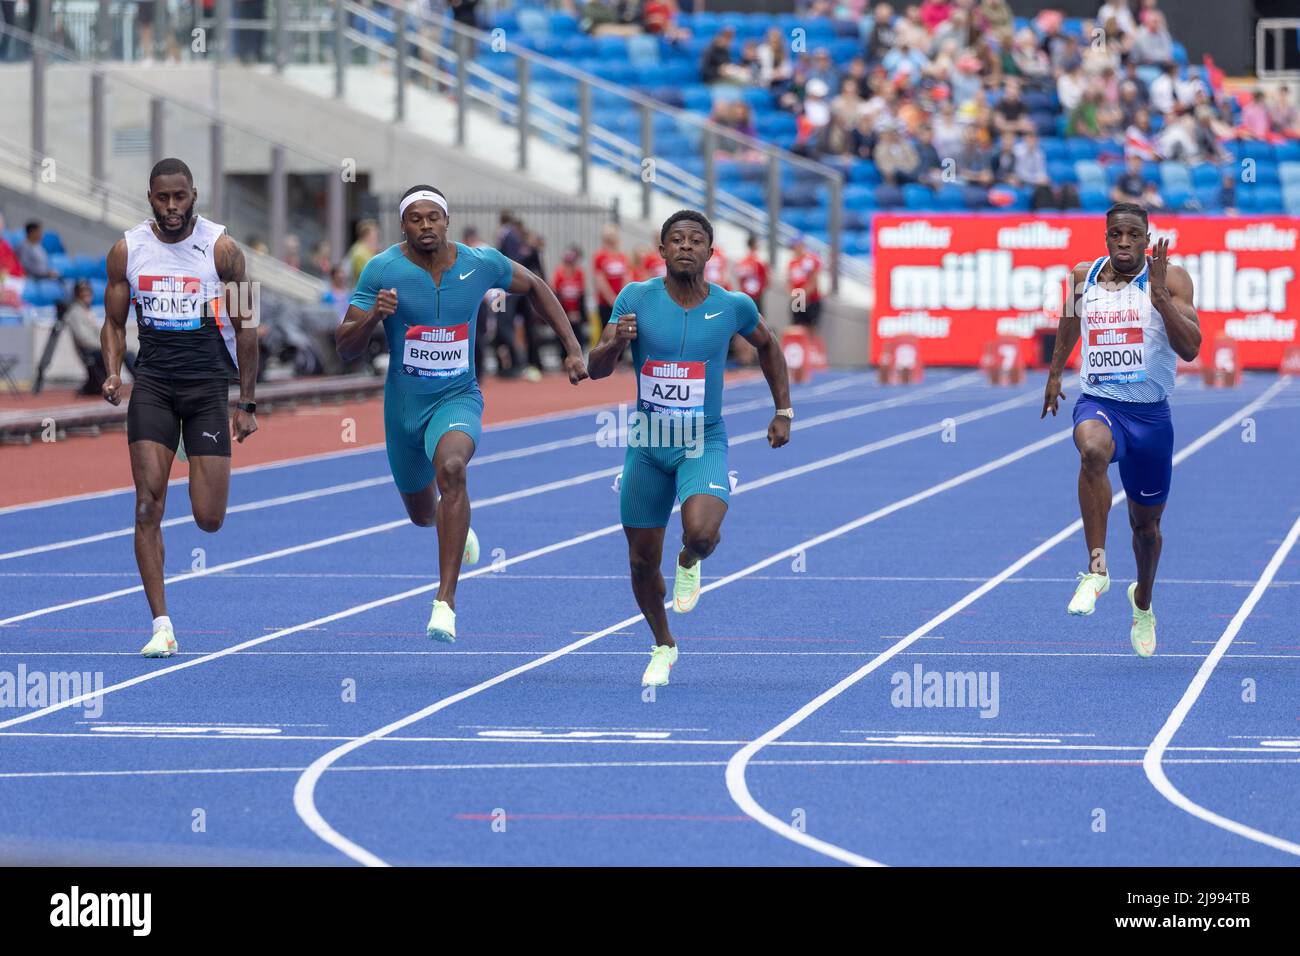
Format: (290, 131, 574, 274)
(775, 407, 795, 420)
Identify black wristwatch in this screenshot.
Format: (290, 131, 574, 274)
(237, 401, 257, 413)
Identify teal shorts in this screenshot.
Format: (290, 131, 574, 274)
(383, 384, 483, 494)
(619, 419, 730, 528)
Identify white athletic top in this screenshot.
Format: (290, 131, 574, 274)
(1078, 256, 1176, 404)
(124, 215, 238, 376)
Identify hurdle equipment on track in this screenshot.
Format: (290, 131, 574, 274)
(980, 336, 1027, 386)
(1202, 336, 1241, 388)
(877, 334, 924, 385)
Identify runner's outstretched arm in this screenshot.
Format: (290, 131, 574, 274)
(100, 239, 130, 406)
(1043, 260, 1090, 419)
(743, 319, 791, 448)
(1148, 238, 1201, 362)
(215, 235, 258, 442)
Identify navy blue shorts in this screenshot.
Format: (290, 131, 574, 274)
(1072, 393, 1174, 506)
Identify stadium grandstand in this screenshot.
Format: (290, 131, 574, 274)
(0, 0, 1299, 898)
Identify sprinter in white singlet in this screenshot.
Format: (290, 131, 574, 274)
(1041, 203, 1202, 657)
(100, 158, 260, 658)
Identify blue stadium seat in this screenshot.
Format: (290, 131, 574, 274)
(843, 185, 878, 210)
(1253, 161, 1280, 185)
(1048, 159, 1077, 184)
(549, 12, 578, 34)
(783, 185, 821, 207)
(964, 185, 990, 209)
(682, 86, 713, 113)
(934, 183, 967, 210)
(1164, 186, 1192, 210)
(1239, 185, 1284, 212)
(1238, 140, 1275, 163)
(1280, 162, 1300, 187)
(1066, 138, 1099, 161)
(874, 184, 904, 208)
(1191, 163, 1223, 189)
(1080, 185, 1109, 211)
(1171, 41, 1187, 66)
(1160, 161, 1191, 192)
(1041, 137, 1068, 162)
(1195, 186, 1223, 211)
(41, 231, 65, 255)
(517, 8, 549, 37)
(1276, 141, 1300, 163)
(1285, 190, 1300, 217)
(848, 160, 881, 184)
(730, 182, 766, 208)
(1075, 159, 1105, 189)
(902, 183, 935, 209)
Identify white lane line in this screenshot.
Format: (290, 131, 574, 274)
(1143, 511, 1300, 858)
(0, 374, 1028, 626)
(8, 755, 1300, 782)
(0, 373, 969, 563)
(724, 377, 1291, 867)
(294, 424, 1077, 866)
(3, 649, 1298, 660)
(0, 385, 1040, 725)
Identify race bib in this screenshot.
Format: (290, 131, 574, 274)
(403, 324, 469, 378)
(639, 359, 705, 415)
(136, 274, 207, 330)
(1086, 320, 1147, 384)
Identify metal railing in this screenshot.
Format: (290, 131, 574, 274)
(329, 0, 855, 290)
(1256, 19, 1300, 79)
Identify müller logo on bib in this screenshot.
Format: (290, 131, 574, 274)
(1091, 328, 1139, 346)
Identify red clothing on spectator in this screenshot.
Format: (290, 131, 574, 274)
(592, 249, 631, 306)
(788, 251, 822, 303)
(919, 0, 953, 31)
(735, 252, 768, 303)
(704, 248, 730, 289)
(636, 250, 667, 281)
(642, 0, 675, 35)
(0, 238, 23, 278)
(551, 264, 585, 313)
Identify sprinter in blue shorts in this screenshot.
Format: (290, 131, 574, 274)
(587, 210, 793, 686)
(336, 186, 588, 643)
(1042, 203, 1202, 657)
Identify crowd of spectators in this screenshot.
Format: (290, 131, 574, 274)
(688, 0, 1300, 212)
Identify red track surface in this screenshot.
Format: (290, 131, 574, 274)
(0, 370, 760, 509)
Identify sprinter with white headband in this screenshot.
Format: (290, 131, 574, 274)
(336, 185, 589, 643)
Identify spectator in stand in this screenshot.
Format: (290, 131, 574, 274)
(737, 40, 764, 83)
(992, 78, 1036, 136)
(931, 96, 965, 159)
(641, 0, 689, 43)
(1097, 0, 1137, 38)
(701, 26, 750, 84)
(787, 237, 822, 328)
(592, 224, 631, 332)
(346, 219, 380, 285)
(1124, 108, 1161, 161)
(795, 78, 833, 156)
(843, 57, 872, 98)
(894, 4, 928, 50)
(874, 122, 921, 185)
(849, 111, 879, 160)
(957, 124, 994, 187)
(1067, 88, 1104, 138)
(735, 234, 767, 309)
(280, 234, 302, 271)
(1191, 103, 1233, 165)
(882, 39, 929, 82)
(1267, 85, 1300, 138)
(0, 213, 23, 280)
(550, 245, 588, 353)
(304, 239, 332, 279)
(1017, 129, 1079, 210)
(1239, 90, 1272, 141)
(832, 77, 867, 130)
(1111, 154, 1150, 204)
(974, 0, 1013, 37)
(914, 124, 944, 186)
(65, 278, 135, 394)
(865, 3, 898, 67)
(712, 100, 756, 154)
(18, 221, 59, 279)
(704, 244, 730, 290)
(807, 48, 842, 92)
(992, 130, 1021, 185)
(1130, 10, 1174, 66)
(635, 228, 667, 281)
(1117, 80, 1145, 128)
(1149, 62, 1200, 117)
(1219, 170, 1238, 215)
(758, 27, 794, 90)
(322, 265, 352, 323)
(919, 0, 953, 32)
(1141, 178, 1165, 211)
(1057, 61, 1085, 114)
(1010, 27, 1051, 88)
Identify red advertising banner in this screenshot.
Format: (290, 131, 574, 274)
(870, 214, 1299, 369)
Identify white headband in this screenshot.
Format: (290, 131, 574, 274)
(399, 190, 449, 219)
